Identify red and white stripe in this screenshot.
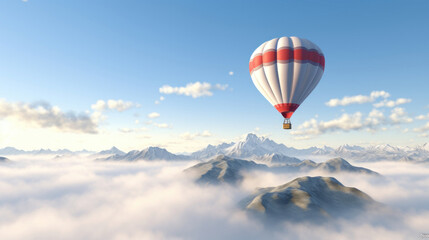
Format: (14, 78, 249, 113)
(249, 37, 325, 118)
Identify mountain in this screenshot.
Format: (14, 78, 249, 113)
(275, 158, 379, 175)
(191, 142, 234, 159)
(191, 133, 310, 160)
(185, 155, 267, 184)
(242, 176, 376, 222)
(191, 133, 429, 163)
(315, 158, 379, 175)
(101, 147, 190, 161)
(98, 147, 125, 155)
(0, 147, 92, 155)
(250, 153, 301, 166)
(185, 156, 378, 185)
(312, 146, 334, 155)
(0, 147, 25, 155)
(0, 156, 9, 162)
(32, 148, 74, 155)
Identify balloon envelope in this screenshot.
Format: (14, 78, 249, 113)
(249, 36, 325, 118)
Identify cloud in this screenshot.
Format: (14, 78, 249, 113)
(373, 98, 412, 108)
(0, 156, 428, 239)
(155, 96, 165, 105)
(0, 99, 97, 134)
(413, 122, 429, 134)
(180, 130, 212, 140)
(201, 130, 212, 137)
(416, 113, 429, 120)
(147, 112, 160, 119)
(153, 123, 171, 129)
(292, 106, 415, 139)
(119, 127, 147, 133)
(291, 112, 366, 137)
(91, 99, 137, 112)
(229, 71, 234, 76)
(159, 82, 228, 98)
(325, 91, 390, 107)
(389, 107, 413, 124)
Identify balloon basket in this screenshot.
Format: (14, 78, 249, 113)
(283, 118, 292, 130)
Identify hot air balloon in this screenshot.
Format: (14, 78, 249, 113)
(249, 36, 325, 129)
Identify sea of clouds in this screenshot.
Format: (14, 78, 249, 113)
(0, 155, 428, 240)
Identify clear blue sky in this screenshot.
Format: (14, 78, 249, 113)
(0, 0, 428, 152)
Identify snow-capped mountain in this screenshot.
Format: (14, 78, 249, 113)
(190, 142, 234, 159)
(0, 147, 92, 155)
(0, 147, 25, 155)
(102, 147, 190, 161)
(312, 146, 335, 155)
(97, 147, 125, 156)
(250, 153, 301, 165)
(191, 133, 310, 160)
(192, 134, 429, 163)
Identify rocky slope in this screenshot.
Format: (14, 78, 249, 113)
(242, 176, 376, 222)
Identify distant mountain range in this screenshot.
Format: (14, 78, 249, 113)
(100, 147, 190, 161)
(0, 147, 93, 155)
(191, 133, 429, 163)
(242, 176, 377, 222)
(1, 133, 428, 163)
(185, 155, 379, 185)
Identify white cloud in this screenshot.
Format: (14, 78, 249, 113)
(229, 71, 234, 76)
(119, 128, 133, 133)
(325, 91, 390, 107)
(154, 123, 171, 129)
(201, 130, 212, 137)
(155, 96, 165, 105)
(147, 112, 160, 119)
(181, 132, 197, 140)
(364, 109, 386, 128)
(416, 113, 429, 120)
(291, 112, 365, 137)
(119, 127, 148, 133)
(0, 99, 97, 134)
(180, 130, 212, 140)
(90, 100, 106, 112)
(413, 122, 429, 133)
(389, 107, 413, 124)
(373, 98, 412, 108)
(159, 82, 228, 98)
(91, 99, 136, 112)
(292, 106, 416, 139)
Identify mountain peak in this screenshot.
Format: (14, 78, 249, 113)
(245, 133, 260, 141)
(243, 176, 375, 221)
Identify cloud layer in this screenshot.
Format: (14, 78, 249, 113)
(0, 99, 97, 134)
(0, 156, 427, 240)
(159, 82, 228, 98)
